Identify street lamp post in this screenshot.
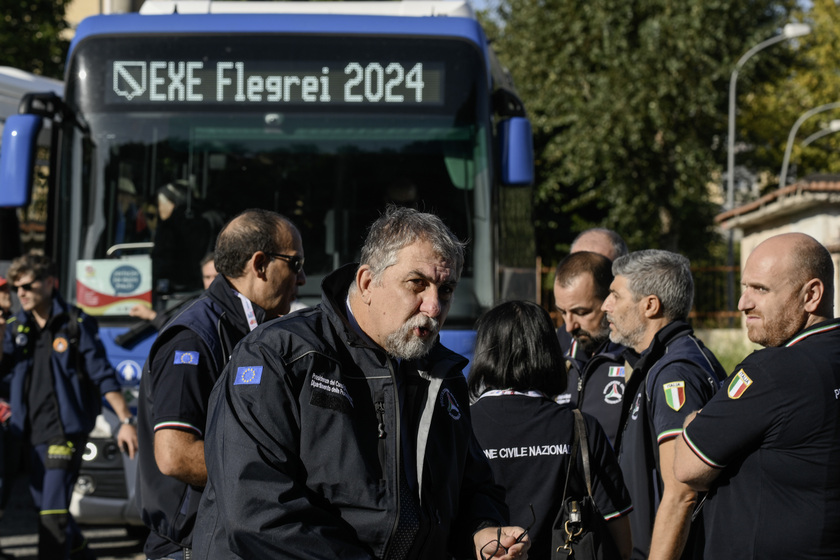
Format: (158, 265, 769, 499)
(779, 105, 840, 188)
(726, 23, 812, 210)
(802, 119, 840, 148)
(724, 22, 811, 323)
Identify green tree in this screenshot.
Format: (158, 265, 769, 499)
(0, 0, 70, 78)
(484, 0, 796, 262)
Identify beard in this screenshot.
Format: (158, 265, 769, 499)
(606, 313, 646, 351)
(573, 315, 610, 355)
(574, 329, 610, 355)
(384, 315, 441, 360)
(746, 311, 804, 348)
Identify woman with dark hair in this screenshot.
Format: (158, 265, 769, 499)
(468, 300, 633, 560)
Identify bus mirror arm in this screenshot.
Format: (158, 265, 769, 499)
(115, 293, 199, 349)
(19, 92, 88, 133)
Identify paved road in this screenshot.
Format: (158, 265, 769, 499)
(0, 476, 145, 559)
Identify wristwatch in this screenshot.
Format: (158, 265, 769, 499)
(120, 415, 137, 426)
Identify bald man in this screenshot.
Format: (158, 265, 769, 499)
(674, 233, 840, 558)
(136, 209, 306, 560)
(570, 228, 628, 262)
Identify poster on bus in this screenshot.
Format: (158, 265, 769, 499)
(76, 257, 152, 316)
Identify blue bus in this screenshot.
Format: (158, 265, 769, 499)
(0, 0, 535, 527)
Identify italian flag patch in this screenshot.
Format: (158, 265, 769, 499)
(728, 369, 753, 399)
(663, 381, 686, 411)
(608, 366, 625, 378)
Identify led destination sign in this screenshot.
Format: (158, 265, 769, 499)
(107, 60, 444, 106)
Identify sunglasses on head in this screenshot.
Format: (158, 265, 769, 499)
(266, 253, 305, 274)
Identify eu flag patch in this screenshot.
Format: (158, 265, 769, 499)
(173, 351, 199, 365)
(234, 366, 263, 386)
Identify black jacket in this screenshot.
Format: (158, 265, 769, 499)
(193, 264, 508, 559)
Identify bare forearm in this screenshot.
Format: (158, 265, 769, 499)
(648, 488, 696, 560)
(104, 390, 132, 421)
(154, 430, 207, 487)
(606, 516, 632, 560)
(673, 411, 720, 491)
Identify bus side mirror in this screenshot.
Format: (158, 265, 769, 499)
(0, 114, 43, 207)
(499, 116, 534, 186)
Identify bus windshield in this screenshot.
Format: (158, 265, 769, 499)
(58, 34, 494, 324)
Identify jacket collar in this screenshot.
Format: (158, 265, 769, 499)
(783, 317, 840, 347)
(639, 320, 693, 358)
(205, 274, 267, 332)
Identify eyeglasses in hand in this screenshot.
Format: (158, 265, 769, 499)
(480, 504, 535, 560)
(266, 252, 305, 274)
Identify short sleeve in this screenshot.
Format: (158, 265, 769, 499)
(148, 329, 216, 437)
(683, 360, 779, 468)
(584, 414, 633, 520)
(647, 362, 717, 444)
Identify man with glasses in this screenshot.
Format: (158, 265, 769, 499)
(193, 206, 528, 560)
(136, 209, 306, 560)
(0, 252, 138, 560)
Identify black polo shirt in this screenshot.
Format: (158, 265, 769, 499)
(471, 393, 632, 560)
(683, 319, 840, 559)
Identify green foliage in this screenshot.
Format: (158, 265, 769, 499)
(0, 0, 70, 78)
(484, 0, 795, 263)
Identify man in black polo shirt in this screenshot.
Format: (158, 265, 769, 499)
(602, 250, 724, 560)
(553, 251, 637, 444)
(675, 233, 840, 558)
(136, 209, 306, 560)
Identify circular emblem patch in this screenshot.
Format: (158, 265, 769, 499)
(53, 337, 69, 353)
(603, 381, 624, 405)
(15, 333, 28, 348)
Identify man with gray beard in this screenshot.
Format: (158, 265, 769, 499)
(602, 250, 725, 560)
(192, 206, 529, 560)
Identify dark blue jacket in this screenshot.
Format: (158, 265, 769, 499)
(1, 294, 121, 439)
(193, 264, 508, 560)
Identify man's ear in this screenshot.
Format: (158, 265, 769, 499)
(357, 265, 374, 304)
(802, 278, 824, 314)
(252, 252, 270, 278)
(642, 294, 661, 318)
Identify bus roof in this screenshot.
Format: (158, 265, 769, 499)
(71, 6, 489, 62)
(139, 0, 477, 18)
(0, 67, 63, 121)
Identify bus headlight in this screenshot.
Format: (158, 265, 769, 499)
(82, 442, 98, 461)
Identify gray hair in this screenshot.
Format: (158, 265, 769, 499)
(360, 205, 465, 282)
(612, 249, 694, 322)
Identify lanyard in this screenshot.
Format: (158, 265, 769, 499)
(234, 291, 259, 332)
